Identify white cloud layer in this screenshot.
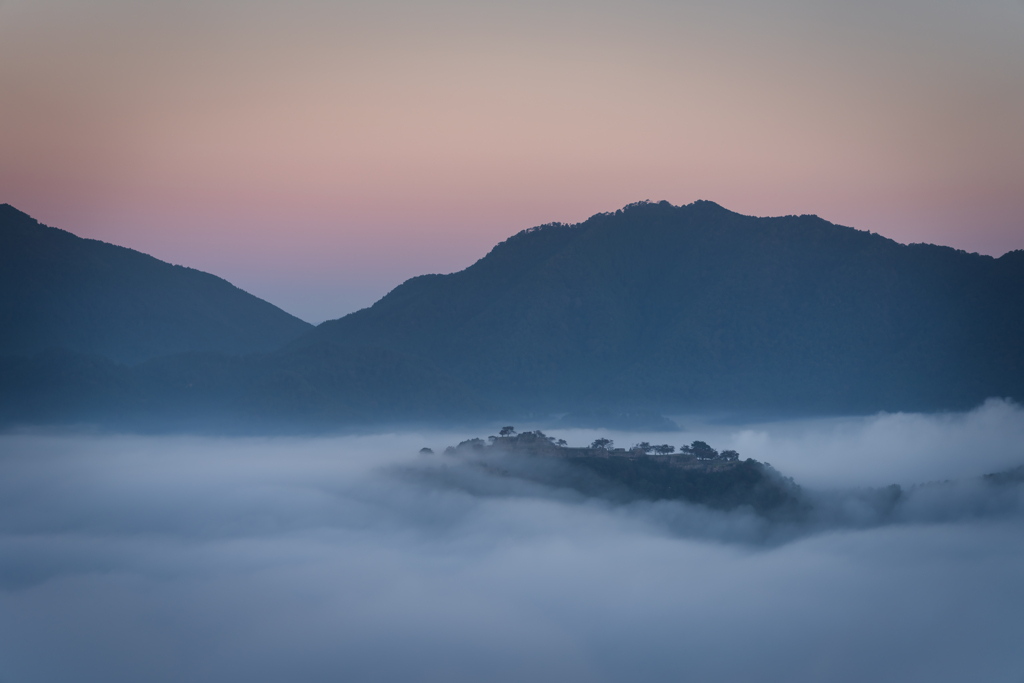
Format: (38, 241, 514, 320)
(1, 403, 1023, 682)
(544, 398, 1024, 487)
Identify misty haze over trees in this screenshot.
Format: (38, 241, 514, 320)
(2, 200, 1023, 430)
(3, 412, 1024, 683)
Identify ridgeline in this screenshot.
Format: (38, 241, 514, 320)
(2, 200, 1022, 430)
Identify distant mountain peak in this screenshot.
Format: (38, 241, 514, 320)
(0, 203, 41, 228)
(304, 201, 1024, 415)
(0, 205, 311, 363)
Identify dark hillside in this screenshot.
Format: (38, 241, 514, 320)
(0, 204, 311, 364)
(299, 200, 1024, 413)
(3, 199, 1020, 430)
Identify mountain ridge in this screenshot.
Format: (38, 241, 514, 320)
(0, 203, 312, 364)
(1, 199, 1021, 430)
(297, 199, 1024, 413)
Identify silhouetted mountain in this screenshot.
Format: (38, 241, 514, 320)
(296, 200, 1024, 414)
(2, 200, 1022, 430)
(0, 204, 311, 364)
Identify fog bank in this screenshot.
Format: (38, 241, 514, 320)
(1, 405, 1023, 682)
(542, 398, 1024, 487)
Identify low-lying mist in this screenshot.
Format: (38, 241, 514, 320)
(558, 397, 1024, 488)
(1, 400, 1023, 682)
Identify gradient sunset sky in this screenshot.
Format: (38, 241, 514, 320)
(2, 0, 1023, 322)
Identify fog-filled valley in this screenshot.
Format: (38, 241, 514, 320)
(5, 0, 1024, 677)
(2, 400, 1023, 682)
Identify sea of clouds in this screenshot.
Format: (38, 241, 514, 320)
(1, 400, 1023, 682)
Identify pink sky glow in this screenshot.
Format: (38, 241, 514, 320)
(2, 0, 1022, 322)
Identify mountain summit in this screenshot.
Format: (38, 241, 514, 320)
(0, 204, 311, 364)
(297, 200, 1024, 413)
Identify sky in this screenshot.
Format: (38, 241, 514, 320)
(2, 402, 1024, 682)
(2, 0, 1023, 322)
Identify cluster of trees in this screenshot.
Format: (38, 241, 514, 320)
(629, 440, 740, 460)
(587, 437, 739, 461)
(492, 427, 568, 447)
(485, 427, 740, 462)
(684, 441, 739, 461)
(433, 428, 794, 516)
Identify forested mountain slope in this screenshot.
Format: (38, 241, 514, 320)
(0, 204, 311, 364)
(3, 199, 1021, 429)
(298, 200, 1024, 412)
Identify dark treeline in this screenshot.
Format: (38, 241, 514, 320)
(432, 428, 802, 517)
